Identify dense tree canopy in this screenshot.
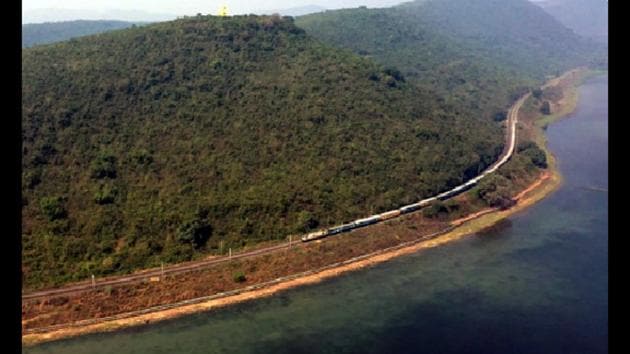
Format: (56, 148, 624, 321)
(296, 0, 605, 122)
(22, 15, 504, 288)
(22, 1, 605, 288)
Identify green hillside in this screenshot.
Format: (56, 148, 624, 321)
(22, 15, 504, 288)
(296, 0, 605, 121)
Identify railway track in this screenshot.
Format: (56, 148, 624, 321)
(22, 242, 294, 301)
(22, 92, 529, 302)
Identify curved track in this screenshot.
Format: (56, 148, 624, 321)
(22, 93, 530, 302)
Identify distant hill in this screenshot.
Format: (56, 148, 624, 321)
(22, 15, 504, 288)
(297, 0, 606, 122)
(22, 20, 147, 48)
(259, 5, 327, 17)
(22, 8, 177, 24)
(534, 0, 608, 43)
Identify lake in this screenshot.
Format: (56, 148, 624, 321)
(24, 75, 608, 354)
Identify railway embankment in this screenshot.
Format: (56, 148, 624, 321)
(22, 68, 594, 346)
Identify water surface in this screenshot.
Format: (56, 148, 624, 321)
(25, 75, 608, 354)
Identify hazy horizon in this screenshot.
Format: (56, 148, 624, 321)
(22, 0, 408, 23)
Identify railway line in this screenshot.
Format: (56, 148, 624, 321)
(301, 92, 528, 241)
(22, 92, 529, 302)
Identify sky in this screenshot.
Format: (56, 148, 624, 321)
(23, 0, 408, 21)
(21, 0, 575, 23)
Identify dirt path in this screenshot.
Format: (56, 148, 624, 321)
(514, 172, 551, 200)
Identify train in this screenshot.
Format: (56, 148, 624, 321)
(301, 188, 467, 242)
(300, 90, 521, 243)
(300, 170, 496, 242)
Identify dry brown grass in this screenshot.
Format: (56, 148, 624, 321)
(22, 67, 590, 346)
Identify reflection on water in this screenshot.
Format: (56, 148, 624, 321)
(24, 76, 608, 354)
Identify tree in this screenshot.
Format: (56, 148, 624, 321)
(493, 111, 508, 122)
(422, 201, 448, 219)
(517, 141, 537, 152)
(177, 217, 213, 250)
(492, 196, 516, 210)
(541, 101, 551, 115)
(519, 143, 547, 168)
(383, 67, 405, 82)
(23, 170, 42, 189)
(532, 88, 543, 99)
(476, 175, 514, 209)
(91, 152, 117, 179)
(94, 185, 118, 204)
(296, 211, 319, 232)
(130, 149, 153, 165)
(40, 196, 67, 221)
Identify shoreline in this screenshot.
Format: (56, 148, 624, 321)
(22, 68, 589, 347)
(22, 170, 559, 347)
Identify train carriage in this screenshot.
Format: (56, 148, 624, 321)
(379, 210, 401, 220)
(328, 223, 355, 235)
(353, 215, 381, 227)
(400, 203, 422, 214)
(418, 197, 437, 206)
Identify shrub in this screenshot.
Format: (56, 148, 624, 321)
(517, 141, 537, 153)
(23, 170, 42, 189)
(532, 88, 543, 99)
(493, 111, 508, 122)
(541, 101, 551, 115)
(383, 67, 405, 82)
(233, 272, 246, 283)
(49, 219, 70, 235)
(177, 218, 213, 249)
(522, 147, 547, 168)
(130, 149, 153, 165)
(94, 185, 118, 205)
(296, 211, 319, 232)
(444, 200, 460, 212)
(476, 174, 515, 208)
(39, 196, 67, 221)
(492, 196, 516, 210)
(91, 152, 117, 179)
(518, 141, 547, 168)
(31, 143, 57, 166)
(423, 201, 448, 219)
(542, 86, 563, 101)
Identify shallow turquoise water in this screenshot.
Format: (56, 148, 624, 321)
(25, 75, 608, 354)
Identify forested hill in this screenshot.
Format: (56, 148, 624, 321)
(22, 15, 504, 288)
(22, 20, 145, 48)
(296, 0, 606, 122)
(535, 0, 608, 43)
(394, 0, 604, 75)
